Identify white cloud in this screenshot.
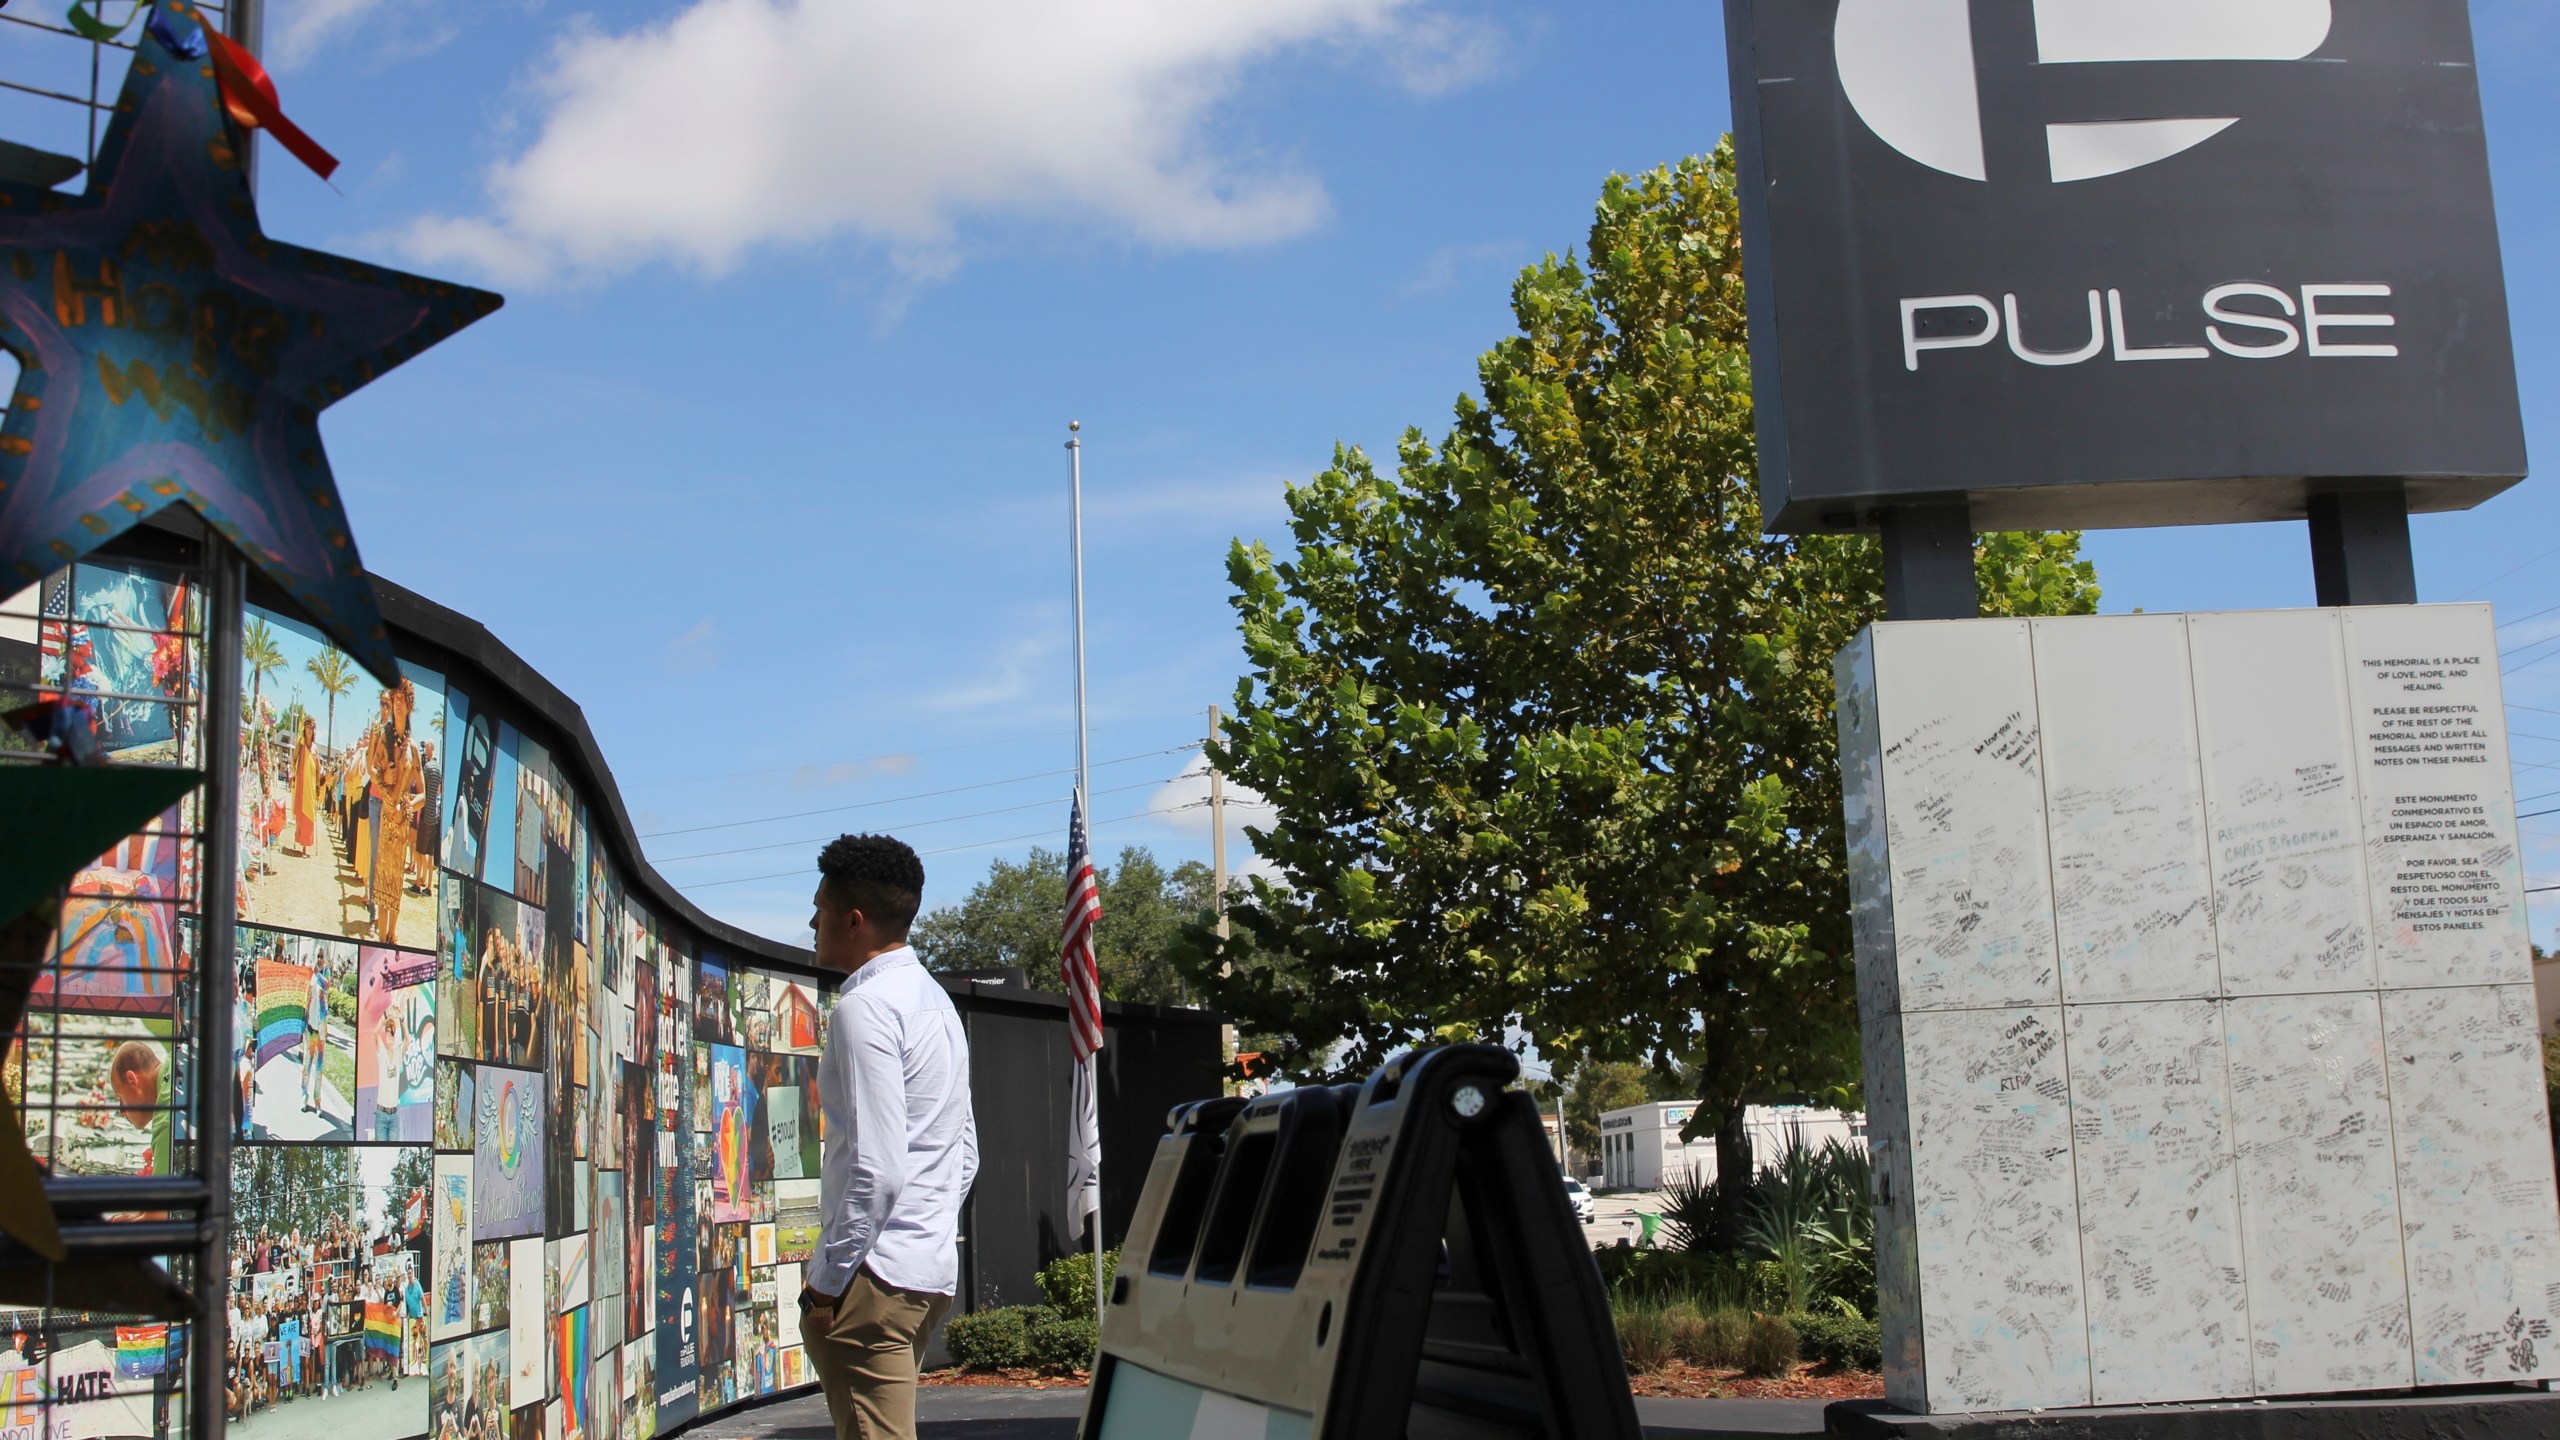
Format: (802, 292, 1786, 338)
(926, 627, 1065, 712)
(1147, 758, 1280, 879)
(789, 754, 917, 791)
(1398, 240, 1517, 299)
(664, 618, 722, 673)
(271, 0, 389, 68)
(389, 0, 1494, 284)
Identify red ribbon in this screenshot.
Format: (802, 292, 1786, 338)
(202, 27, 340, 183)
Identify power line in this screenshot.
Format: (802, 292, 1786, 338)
(637, 743, 1198, 839)
(2456, 540, 2560, 601)
(2495, 600, 2560, 631)
(625, 710, 1202, 789)
(2503, 647, 2560, 680)
(652, 774, 1172, 863)
(675, 801, 1206, 890)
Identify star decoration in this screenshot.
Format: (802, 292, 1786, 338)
(0, 3, 500, 684)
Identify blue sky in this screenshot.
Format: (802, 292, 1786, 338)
(9, 1, 2560, 949)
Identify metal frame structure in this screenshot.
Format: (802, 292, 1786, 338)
(0, 5, 263, 1437)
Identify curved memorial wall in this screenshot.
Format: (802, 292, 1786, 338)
(9, 531, 1226, 1440)
(223, 571, 839, 1440)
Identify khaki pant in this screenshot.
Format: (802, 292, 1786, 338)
(800, 1268, 952, 1440)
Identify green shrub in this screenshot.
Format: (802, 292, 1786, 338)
(1786, 1312, 1883, 1372)
(1660, 1302, 1705, 1368)
(1744, 1260, 1795, 1315)
(1024, 1309, 1100, 1375)
(1615, 1308, 1676, 1375)
(1740, 1312, 1799, 1377)
(1593, 1246, 1750, 1306)
(1036, 1248, 1122, 1317)
(1687, 1308, 1753, 1369)
(943, 1306, 1036, 1370)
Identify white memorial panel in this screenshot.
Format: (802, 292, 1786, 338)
(2381, 984, 2560, 1385)
(2189, 611, 2376, 996)
(1902, 1006, 2090, 1411)
(2032, 616, 2218, 1004)
(2224, 991, 2412, 1396)
(2341, 606, 2535, 990)
(2063, 999, 2251, 1404)
(1835, 636, 1903, 1030)
(1860, 1011, 1928, 1414)
(1840, 607, 2560, 1414)
(1867, 621, 2059, 1013)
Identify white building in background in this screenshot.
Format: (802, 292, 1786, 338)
(1595, 1101, 1865, 1191)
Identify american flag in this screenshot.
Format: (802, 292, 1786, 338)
(1059, 794, 1105, 1061)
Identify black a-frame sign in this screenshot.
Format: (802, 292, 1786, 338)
(1080, 1044, 1639, 1438)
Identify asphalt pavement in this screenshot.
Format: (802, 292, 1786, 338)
(1587, 1182, 1675, 1248)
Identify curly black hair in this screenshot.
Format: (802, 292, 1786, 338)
(816, 833, 925, 937)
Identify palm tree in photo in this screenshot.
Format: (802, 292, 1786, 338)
(307, 648, 357, 758)
(241, 616, 283, 717)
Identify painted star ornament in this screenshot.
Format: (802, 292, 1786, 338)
(0, 3, 501, 684)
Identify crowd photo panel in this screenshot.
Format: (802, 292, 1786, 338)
(224, 597, 838, 1440)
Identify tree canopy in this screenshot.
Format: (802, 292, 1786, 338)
(912, 843, 1227, 1007)
(1183, 145, 2099, 1164)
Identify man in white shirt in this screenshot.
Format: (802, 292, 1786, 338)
(798, 834, 977, 1440)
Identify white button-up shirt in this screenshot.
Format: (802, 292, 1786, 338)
(808, 946, 977, 1298)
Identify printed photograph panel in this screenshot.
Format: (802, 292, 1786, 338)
(54, 561, 191, 760)
(437, 875, 546, 1070)
(8, 1011, 176, 1178)
(229, 1145, 433, 1440)
(428, 1328, 511, 1440)
(236, 603, 445, 948)
(474, 1064, 548, 1241)
(357, 946, 438, 1143)
(44, 808, 192, 1016)
(234, 926, 355, 1143)
(431, 1154, 476, 1342)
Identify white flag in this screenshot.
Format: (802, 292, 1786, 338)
(1067, 1055, 1100, 1226)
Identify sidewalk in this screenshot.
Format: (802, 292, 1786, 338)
(689, 1386, 1832, 1438)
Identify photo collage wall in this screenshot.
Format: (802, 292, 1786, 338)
(3, 554, 206, 1437)
(224, 598, 838, 1440)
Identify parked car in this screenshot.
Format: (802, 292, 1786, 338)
(1558, 1175, 1595, 1224)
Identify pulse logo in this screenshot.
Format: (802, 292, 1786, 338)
(1835, 0, 2332, 183)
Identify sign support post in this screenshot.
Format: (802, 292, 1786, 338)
(2308, 486, 2419, 607)
(1879, 502, 1979, 622)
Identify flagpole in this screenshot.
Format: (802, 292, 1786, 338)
(1067, 420, 1102, 1335)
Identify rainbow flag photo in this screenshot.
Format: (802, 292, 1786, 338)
(365, 1302, 402, 1359)
(254, 959, 314, 1065)
(113, 1325, 166, 1380)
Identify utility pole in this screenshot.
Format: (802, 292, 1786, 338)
(1207, 704, 1228, 952)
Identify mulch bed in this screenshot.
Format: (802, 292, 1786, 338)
(1628, 1363, 1883, 1400)
(929, 1362, 1877, 1401)
(921, 1367, 1088, 1388)
(928, 1363, 1880, 1401)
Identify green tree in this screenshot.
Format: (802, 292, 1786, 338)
(1185, 147, 2098, 1203)
(307, 646, 358, 755)
(912, 844, 1233, 1007)
(387, 1146, 435, 1237)
(1564, 1060, 1652, 1162)
(241, 616, 283, 719)
(233, 1144, 352, 1243)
